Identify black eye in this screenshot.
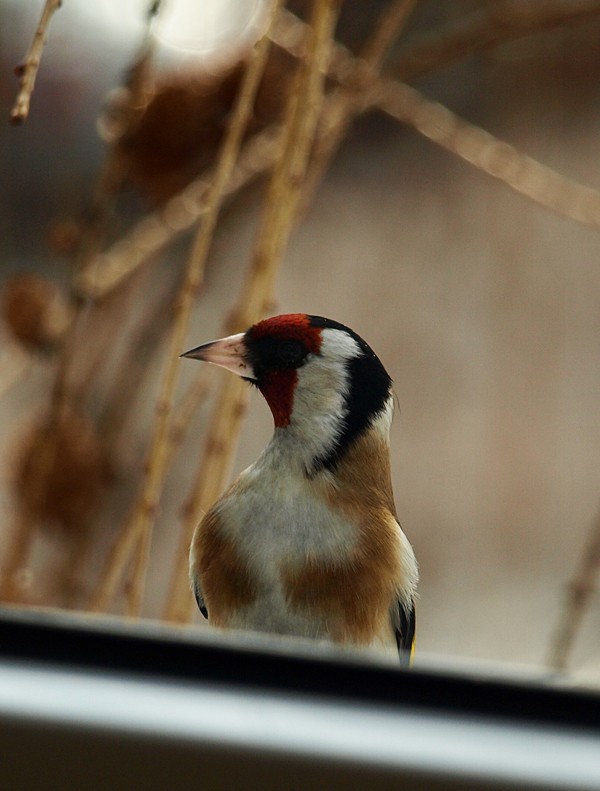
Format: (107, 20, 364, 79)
(276, 339, 305, 367)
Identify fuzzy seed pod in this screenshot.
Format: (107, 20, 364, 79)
(15, 411, 110, 533)
(116, 46, 295, 202)
(2, 273, 70, 352)
(46, 218, 82, 256)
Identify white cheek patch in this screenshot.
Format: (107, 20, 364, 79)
(319, 327, 363, 362)
(284, 329, 363, 470)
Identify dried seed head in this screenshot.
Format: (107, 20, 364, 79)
(117, 46, 294, 202)
(46, 218, 82, 256)
(116, 67, 241, 202)
(15, 410, 111, 533)
(2, 273, 70, 352)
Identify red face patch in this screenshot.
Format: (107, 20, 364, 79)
(259, 369, 298, 428)
(249, 314, 322, 427)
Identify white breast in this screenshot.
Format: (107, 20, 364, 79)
(219, 450, 358, 570)
(213, 441, 359, 638)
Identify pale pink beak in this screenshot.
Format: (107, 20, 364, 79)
(181, 332, 254, 378)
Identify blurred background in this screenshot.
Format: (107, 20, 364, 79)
(0, 0, 599, 683)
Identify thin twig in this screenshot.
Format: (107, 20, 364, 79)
(163, 0, 342, 624)
(164, 368, 215, 467)
(72, 2, 162, 278)
(10, 0, 62, 124)
(546, 507, 600, 672)
(61, 0, 164, 403)
(88, 0, 283, 616)
(75, 3, 408, 302)
(48, 0, 162, 416)
(270, 5, 600, 234)
(370, 78, 600, 230)
(74, 126, 280, 301)
(301, 0, 418, 208)
(0, 342, 32, 400)
(230, 2, 342, 328)
(271, 7, 355, 85)
(1, 1, 164, 608)
(97, 268, 180, 452)
(391, 0, 600, 84)
(64, 372, 214, 611)
(276, 6, 600, 231)
(77, 2, 600, 303)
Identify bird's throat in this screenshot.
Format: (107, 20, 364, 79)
(258, 369, 298, 428)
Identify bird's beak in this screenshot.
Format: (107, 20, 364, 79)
(181, 332, 254, 378)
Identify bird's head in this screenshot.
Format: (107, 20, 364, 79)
(182, 314, 393, 472)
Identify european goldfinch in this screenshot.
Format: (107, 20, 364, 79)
(182, 314, 418, 664)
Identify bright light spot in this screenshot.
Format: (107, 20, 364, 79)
(154, 0, 269, 57)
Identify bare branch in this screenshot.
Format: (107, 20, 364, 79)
(2, 2, 165, 609)
(302, 0, 418, 209)
(80, 3, 600, 306)
(74, 126, 280, 300)
(547, 507, 600, 672)
(10, 0, 62, 124)
(165, 369, 215, 467)
(370, 78, 600, 230)
(392, 0, 600, 83)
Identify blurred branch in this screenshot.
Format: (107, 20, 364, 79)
(392, 0, 600, 83)
(272, 7, 357, 84)
(301, 0, 418, 206)
(0, 342, 32, 400)
(9, 0, 62, 124)
(278, 6, 600, 229)
(88, 0, 284, 616)
(163, 0, 342, 625)
(370, 78, 600, 230)
(50, 0, 162, 415)
(547, 507, 600, 672)
(0, 1, 163, 608)
(72, 0, 162, 279)
(79, 1, 600, 305)
(165, 369, 215, 466)
(75, 2, 411, 301)
(74, 126, 280, 300)
(97, 272, 179, 452)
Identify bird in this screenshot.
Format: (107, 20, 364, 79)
(182, 313, 418, 664)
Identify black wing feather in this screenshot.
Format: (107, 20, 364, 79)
(192, 576, 208, 619)
(395, 600, 416, 667)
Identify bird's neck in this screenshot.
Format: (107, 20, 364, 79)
(262, 393, 394, 478)
(263, 419, 342, 477)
